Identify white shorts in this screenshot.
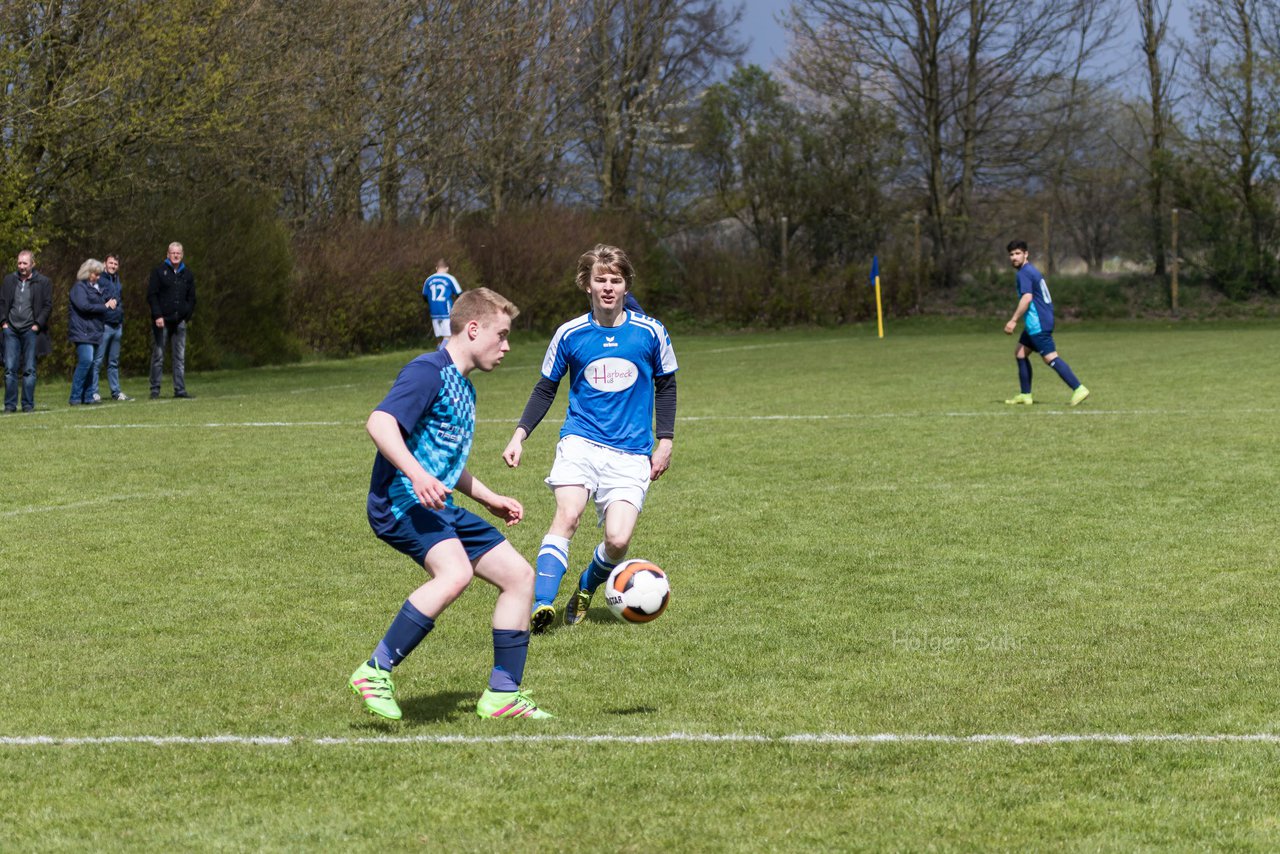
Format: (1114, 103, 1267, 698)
(432, 317, 451, 338)
(546, 435, 651, 524)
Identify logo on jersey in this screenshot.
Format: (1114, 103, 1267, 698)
(585, 357, 638, 391)
(604, 335, 618, 349)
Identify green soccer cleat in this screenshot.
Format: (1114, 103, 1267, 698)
(476, 688, 554, 719)
(1069, 385, 1091, 406)
(564, 587, 592, 626)
(349, 662, 402, 720)
(531, 604, 556, 635)
(1004, 393, 1033, 405)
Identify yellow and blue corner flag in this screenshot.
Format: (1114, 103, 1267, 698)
(871, 255, 884, 338)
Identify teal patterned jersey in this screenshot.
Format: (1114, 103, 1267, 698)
(367, 350, 475, 527)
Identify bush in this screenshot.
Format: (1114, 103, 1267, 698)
(35, 181, 300, 378)
(290, 225, 462, 356)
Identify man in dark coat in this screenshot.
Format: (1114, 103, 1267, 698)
(146, 241, 197, 399)
(0, 250, 54, 413)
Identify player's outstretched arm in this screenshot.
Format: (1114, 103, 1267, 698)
(456, 469, 524, 526)
(367, 410, 450, 509)
(651, 372, 676, 480)
(503, 376, 560, 467)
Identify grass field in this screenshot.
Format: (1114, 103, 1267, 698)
(3, 320, 1279, 850)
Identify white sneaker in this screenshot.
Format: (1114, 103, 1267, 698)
(92, 393, 101, 402)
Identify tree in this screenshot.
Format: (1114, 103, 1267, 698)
(571, 0, 744, 216)
(1133, 0, 1180, 277)
(692, 65, 901, 267)
(1184, 0, 1280, 293)
(1049, 93, 1147, 272)
(785, 0, 1105, 287)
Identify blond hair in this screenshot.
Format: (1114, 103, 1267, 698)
(575, 244, 634, 293)
(450, 287, 519, 334)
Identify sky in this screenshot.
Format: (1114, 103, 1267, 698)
(734, 1, 1197, 79)
(738, 0, 792, 70)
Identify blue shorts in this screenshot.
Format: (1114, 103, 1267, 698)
(370, 503, 505, 567)
(1019, 330, 1058, 355)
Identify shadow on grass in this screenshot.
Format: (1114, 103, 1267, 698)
(603, 705, 658, 716)
(348, 691, 475, 729)
(399, 691, 476, 724)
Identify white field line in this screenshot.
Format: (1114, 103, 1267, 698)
(13, 407, 1280, 432)
(3, 732, 1280, 748)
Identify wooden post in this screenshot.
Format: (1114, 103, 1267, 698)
(913, 213, 921, 310)
(780, 216, 789, 276)
(1170, 208, 1179, 312)
(1042, 211, 1051, 274)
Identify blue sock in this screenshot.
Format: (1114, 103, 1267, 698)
(582, 543, 620, 593)
(1049, 358, 1080, 389)
(1017, 358, 1032, 394)
(369, 600, 435, 671)
(534, 534, 570, 607)
(489, 629, 530, 691)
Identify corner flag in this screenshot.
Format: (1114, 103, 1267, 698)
(871, 255, 884, 339)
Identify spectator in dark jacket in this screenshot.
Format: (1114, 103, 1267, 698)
(90, 254, 132, 401)
(146, 241, 196, 399)
(68, 259, 117, 406)
(1, 249, 54, 413)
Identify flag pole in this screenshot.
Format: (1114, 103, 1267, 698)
(872, 255, 884, 339)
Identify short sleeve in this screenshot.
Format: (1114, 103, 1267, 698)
(1017, 268, 1034, 297)
(376, 358, 443, 435)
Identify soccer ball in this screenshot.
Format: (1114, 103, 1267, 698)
(604, 560, 671, 623)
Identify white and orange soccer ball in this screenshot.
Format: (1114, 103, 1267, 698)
(604, 560, 671, 623)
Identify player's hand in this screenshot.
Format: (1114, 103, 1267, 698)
(1003, 320, 1016, 335)
(502, 433, 524, 468)
(155, 317, 165, 328)
(650, 439, 673, 481)
(411, 472, 450, 509)
(487, 494, 524, 527)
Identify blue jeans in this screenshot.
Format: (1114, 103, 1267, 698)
(91, 323, 123, 398)
(3, 324, 38, 411)
(69, 343, 97, 404)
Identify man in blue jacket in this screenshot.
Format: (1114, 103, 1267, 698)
(91, 254, 132, 402)
(147, 242, 197, 399)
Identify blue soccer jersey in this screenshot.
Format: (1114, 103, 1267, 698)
(367, 350, 475, 527)
(541, 310, 677, 455)
(1017, 262, 1054, 334)
(423, 273, 462, 318)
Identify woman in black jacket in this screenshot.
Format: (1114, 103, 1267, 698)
(68, 259, 117, 405)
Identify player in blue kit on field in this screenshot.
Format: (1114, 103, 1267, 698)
(503, 244, 678, 633)
(422, 259, 463, 345)
(1003, 240, 1090, 406)
(349, 287, 553, 721)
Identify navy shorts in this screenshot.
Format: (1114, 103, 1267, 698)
(371, 502, 505, 567)
(1019, 329, 1058, 355)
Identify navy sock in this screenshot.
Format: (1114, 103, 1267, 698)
(1049, 358, 1080, 389)
(370, 600, 435, 671)
(534, 535, 570, 607)
(1017, 358, 1032, 394)
(582, 543, 620, 593)
(489, 629, 530, 691)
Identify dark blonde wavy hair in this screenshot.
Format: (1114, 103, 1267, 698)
(575, 244, 634, 293)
